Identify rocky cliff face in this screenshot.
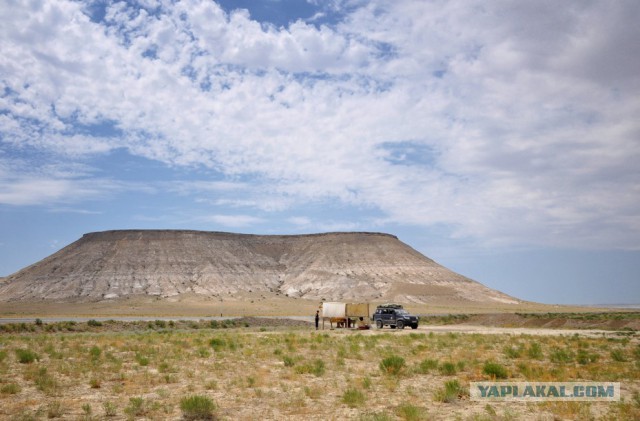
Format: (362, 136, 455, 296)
(0, 230, 519, 304)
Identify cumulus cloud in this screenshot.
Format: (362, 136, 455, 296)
(0, 0, 638, 249)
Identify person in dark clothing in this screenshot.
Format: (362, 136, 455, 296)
(315, 310, 320, 330)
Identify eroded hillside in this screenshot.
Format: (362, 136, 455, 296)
(0, 230, 519, 305)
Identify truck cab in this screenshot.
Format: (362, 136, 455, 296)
(373, 304, 419, 329)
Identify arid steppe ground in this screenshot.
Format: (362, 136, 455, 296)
(1, 316, 638, 420)
(0, 291, 617, 319)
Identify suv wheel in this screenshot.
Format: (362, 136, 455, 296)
(376, 320, 383, 329)
(411, 324, 418, 329)
(396, 320, 404, 329)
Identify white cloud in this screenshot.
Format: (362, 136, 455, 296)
(0, 0, 638, 250)
(201, 214, 265, 228)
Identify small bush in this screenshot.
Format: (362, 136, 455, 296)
(103, 401, 117, 417)
(483, 362, 508, 379)
(82, 403, 92, 415)
(438, 361, 457, 376)
(577, 349, 599, 365)
(47, 401, 65, 418)
(434, 379, 466, 403)
(379, 355, 405, 376)
(180, 395, 217, 420)
(283, 355, 296, 367)
(395, 403, 428, 420)
(209, 338, 225, 351)
(527, 342, 543, 359)
(135, 353, 150, 366)
(35, 318, 43, 326)
(342, 388, 366, 407)
(417, 358, 438, 374)
(504, 345, 522, 359)
(34, 367, 58, 393)
(630, 345, 640, 359)
(1, 383, 21, 394)
(550, 348, 573, 364)
(89, 345, 101, 360)
(15, 348, 39, 364)
(124, 397, 147, 417)
(610, 349, 627, 362)
(295, 359, 325, 377)
(197, 347, 211, 358)
(87, 319, 102, 327)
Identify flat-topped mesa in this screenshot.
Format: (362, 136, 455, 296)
(80, 230, 400, 240)
(0, 230, 520, 305)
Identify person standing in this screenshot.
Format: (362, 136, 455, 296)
(315, 310, 320, 330)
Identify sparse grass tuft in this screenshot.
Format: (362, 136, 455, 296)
(503, 345, 522, 359)
(380, 355, 406, 376)
(295, 359, 325, 376)
(89, 345, 101, 360)
(47, 401, 65, 418)
(180, 395, 217, 420)
(34, 367, 58, 394)
(438, 361, 457, 375)
(396, 403, 428, 420)
(434, 379, 467, 403)
(283, 355, 296, 367)
(342, 387, 366, 407)
(103, 401, 117, 417)
(550, 348, 573, 364)
(209, 337, 225, 351)
(124, 397, 147, 417)
(527, 342, 543, 359)
(16, 348, 39, 364)
(483, 361, 508, 379)
(359, 411, 394, 421)
(577, 349, 599, 365)
(1, 383, 21, 394)
(610, 348, 627, 362)
(135, 353, 150, 366)
(416, 358, 438, 374)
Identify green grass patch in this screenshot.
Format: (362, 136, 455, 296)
(15, 348, 39, 364)
(434, 379, 466, 403)
(379, 355, 406, 376)
(438, 361, 457, 375)
(295, 359, 325, 376)
(342, 387, 366, 407)
(1, 383, 21, 394)
(527, 342, 543, 359)
(550, 348, 574, 364)
(180, 395, 217, 420)
(483, 361, 508, 379)
(395, 403, 428, 420)
(416, 358, 438, 374)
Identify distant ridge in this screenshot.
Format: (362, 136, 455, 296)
(0, 230, 520, 305)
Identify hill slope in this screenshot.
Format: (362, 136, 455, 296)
(0, 230, 519, 305)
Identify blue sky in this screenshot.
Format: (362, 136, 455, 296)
(1, 0, 639, 305)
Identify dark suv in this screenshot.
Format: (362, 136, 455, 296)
(373, 304, 419, 329)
